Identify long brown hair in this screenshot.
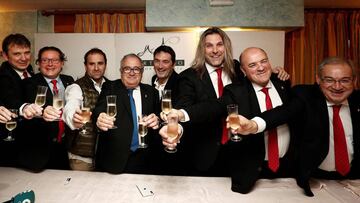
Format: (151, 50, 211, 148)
(192, 27, 235, 80)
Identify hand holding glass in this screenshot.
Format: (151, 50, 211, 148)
(227, 104, 242, 142)
(106, 95, 117, 129)
(4, 109, 18, 141)
(138, 114, 148, 148)
(34, 86, 48, 117)
(164, 111, 179, 153)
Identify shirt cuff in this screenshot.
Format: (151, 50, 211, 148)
(19, 103, 29, 116)
(252, 116, 266, 133)
(179, 109, 190, 122)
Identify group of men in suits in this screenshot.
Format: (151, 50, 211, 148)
(159, 27, 359, 196)
(1, 28, 358, 197)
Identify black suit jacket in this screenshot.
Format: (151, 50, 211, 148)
(260, 85, 360, 195)
(0, 61, 34, 109)
(17, 73, 74, 171)
(220, 75, 295, 193)
(93, 79, 160, 174)
(0, 62, 34, 166)
(175, 64, 242, 172)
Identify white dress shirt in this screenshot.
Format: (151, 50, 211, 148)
(319, 100, 354, 171)
(154, 78, 167, 99)
(252, 81, 290, 160)
(63, 77, 105, 130)
(63, 77, 105, 163)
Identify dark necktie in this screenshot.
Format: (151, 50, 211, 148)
(22, 71, 28, 79)
(332, 105, 350, 176)
(261, 87, 279, 172)
(51, 79, 65, 143)
(216, 68, 228, 144)
(128, 89, 139, 151)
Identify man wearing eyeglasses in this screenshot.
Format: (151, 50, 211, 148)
(232, 56, 360, 196)
(93, 53, 160, 174)
(18, 46, 74, 171)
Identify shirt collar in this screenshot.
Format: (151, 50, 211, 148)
(205, 62, 221, 74)
(326, 99, 349, 107)
(90, 77, 106, 89)
(43, 75, 60, 84)
(252, 81, 273, 92)
(154, 78, 167, 90)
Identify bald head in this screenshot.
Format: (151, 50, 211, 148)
(239, 47, 272, 87)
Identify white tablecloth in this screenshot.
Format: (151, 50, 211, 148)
(0, 167, 359, 203)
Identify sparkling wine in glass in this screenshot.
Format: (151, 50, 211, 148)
(106, 95, 117, 129)
(165, 111, 179, 153)
(4, 109, 18, 141)
(138, 114, 148, 148)
(227, 104, 241, 142)
(53, 89, 64, 121)
(34, 86, 48, 117)
(79, 104, 91, 136)
(161, 90, 172, 115)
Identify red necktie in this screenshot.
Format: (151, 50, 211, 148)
(261, 87, 279, 172)
(333, 105, 350, 176)
(23, 71, 28, 79)
(51, 79, 65, 143)
(216, 68, 228, 144)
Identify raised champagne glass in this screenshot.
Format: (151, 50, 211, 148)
(3, 109, 18, 141)
(79, 103, 91, 136)
(138, 114, 148, 148)
(53, 89, 64, 121)
(164, 111, 179, 153)
(161, 89, 172, 115)
(227, 104, 241, 142)
(106, 95, 117, 129)
(34, 86, 48, 117)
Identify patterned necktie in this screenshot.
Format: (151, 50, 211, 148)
(261, 87, 279, 172)
(51, 79, 65, 143)
(332, 105, 350, 176)
(128, 89, 139, 151)
(216, 68, 228, 144)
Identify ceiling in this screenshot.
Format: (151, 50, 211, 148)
(0, 0, 359, 11)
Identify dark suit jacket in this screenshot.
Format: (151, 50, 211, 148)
(0, 61, 34, 109)
(93, 79, 160, 174)
(151, 71, 179, 104)
(0, 61, 34, 167)
(220, 75, 295, 193)
(260, 85, 360, 194)
(17, 73, 74, 171)
(175, 64, 242, 173)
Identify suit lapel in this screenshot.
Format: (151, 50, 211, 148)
(201, 68, 218, 99)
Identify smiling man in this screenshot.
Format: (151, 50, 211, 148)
(151, 45, 179, 100)
(93, 53, 160, 174)
(19, 46, 74, 171)
(63, 48, 109, 171)
(233, 56, 360, 196)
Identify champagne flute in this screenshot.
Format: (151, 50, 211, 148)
(53, 89, 64, 121)
(79, 103, 91, 136)
(138, 114, 148, 148)
(3, 109, 18, 141)
(106, 95, 117, 129)
(164, 111, 179, 153)
(34, 86, 48, 117)
(161, 89, 172, 124)
(227, 104, 242, 142)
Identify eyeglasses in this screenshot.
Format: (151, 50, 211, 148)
(321, 77, 353, 85)
(122, 66, 143, 74)
(40, 58, 61, 64)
